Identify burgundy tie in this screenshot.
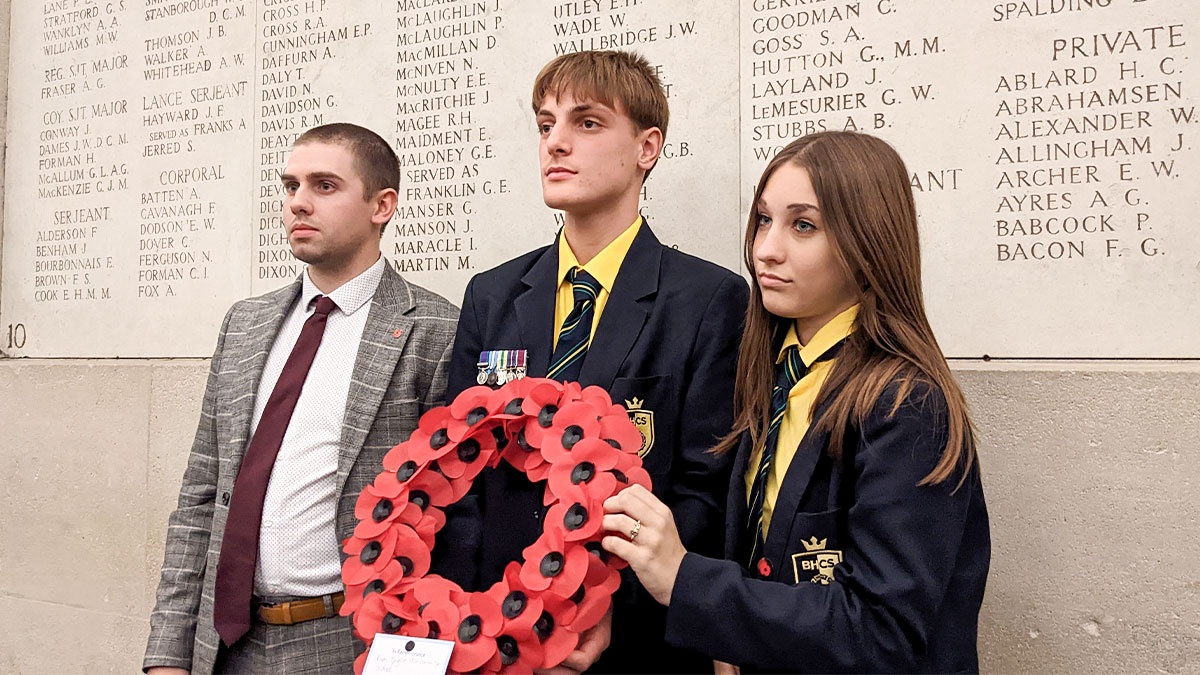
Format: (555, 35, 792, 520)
(213, 295, 338, 646)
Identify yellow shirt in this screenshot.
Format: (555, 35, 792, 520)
(746, 304, 859, 537)
(553, 216, 643, 350)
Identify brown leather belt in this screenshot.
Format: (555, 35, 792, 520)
(256, 591, 345, 625)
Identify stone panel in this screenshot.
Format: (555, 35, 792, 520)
(0, 362, 152, 618)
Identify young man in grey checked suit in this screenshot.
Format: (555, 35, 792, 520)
(144, 123, 458, 674)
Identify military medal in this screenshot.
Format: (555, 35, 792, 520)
(496, 350, 509, 385)
(477, 352, 489, 385)
(514, 350, 527, 379)
(478, 349, 529, 387)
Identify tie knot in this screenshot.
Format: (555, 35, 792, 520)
(779, 345, 805, 388)
(312, 295, 338, 317)
(568, 268, 599, 302)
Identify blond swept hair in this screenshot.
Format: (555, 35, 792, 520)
(532, 50, 669, 180)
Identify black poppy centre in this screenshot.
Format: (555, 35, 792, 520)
(466, 406, 489, 426)
(372, 498, 393, 523)
(360, 541, 382, 565)
(408, 490, 430, 510)
(504, 398, 524, 415)
(429, 428, 450, 449)
(458, 438, 481, 462)
(382, 612, 405, 633)
(539, 551, 564, 578)
(497, 635, 520, 665)
(570, 461, 596, 484)
(396, 460, 418, 482)
(563, 503, 589, 531)
(502, 590, 527, 619)
(458, 614, 482, 643)
(561, 425, 584, 449)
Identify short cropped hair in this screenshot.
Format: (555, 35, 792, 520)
(294, 123, 399, 200)
(532, 50, 669, 179)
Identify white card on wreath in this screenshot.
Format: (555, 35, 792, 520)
(362, 634, 455, 675)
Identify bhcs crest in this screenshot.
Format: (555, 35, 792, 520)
(623, 397, 654, 458)
(790, 536, 842, 585)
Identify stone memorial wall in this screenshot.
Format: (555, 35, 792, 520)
(2, 0, 1196, 357)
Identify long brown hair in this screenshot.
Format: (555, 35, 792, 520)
(714, 132, 975, 488)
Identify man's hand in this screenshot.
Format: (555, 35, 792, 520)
(714, 660, 740, 675)
(535, 606, 612, 674)
(146, 668, 189, 675)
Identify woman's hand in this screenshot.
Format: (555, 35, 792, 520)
(714, 660, 741, 675)
(601, 484, 687, 606)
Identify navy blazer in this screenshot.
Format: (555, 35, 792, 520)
(665, 379, 991, 673)
(438, 222, 748, 673)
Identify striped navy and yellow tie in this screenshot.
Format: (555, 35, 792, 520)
(745, 344, 806, 565)
(546, 268, 600, 382)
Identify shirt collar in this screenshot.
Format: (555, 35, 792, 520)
(556, 216, 643, 291)
(300, 255, 386, 316)
(777, 304, 860, 367)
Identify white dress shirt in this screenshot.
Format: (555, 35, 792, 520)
(250, 256, 385, 597)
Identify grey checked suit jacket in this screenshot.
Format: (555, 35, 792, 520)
(144, 265, 458, 674)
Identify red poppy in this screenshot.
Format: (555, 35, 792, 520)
(489, 377, 545, 420)
(519, 382, 568, 448)
(401, 575, 462, 615)
(352, 483, 406, 539)
(388, 526, 432, 592)
(563, 578, 612, 633)
(449, 593, 504, 673)
(448, 385, 502, 442)
(412, 596, 462, 643)
(612, 451, 653, 492)
(598, 411, 646, 458)
(353, 650, 369, 675)
(578, 384, 615, 410)
(530, 591, 580, 667)
(486, 629, 545, 674)
(499, 423, 551, 482)
(341, 526, 399, 586)
(546, 438, 620, 506)
(392, 501, 443, 552)
(757, 557, 772, 578)
(545, 485, 605, 542)
(437, 425, 499, 481)
(352, 591, 408, 642)
(583, 540, 623, 593)
(407, 407, 457, 464)
(399, 576, 464, 641)
(519, 527, 589, 597)
(376, 442, 427, 496)
(380, 437, 418, 474)
(558, 381, 585, 403)
(395, 466, 455, 511)
(483, 562, 546, 637)
(539, 401, 604, 464)
(341, 555, 408, 616)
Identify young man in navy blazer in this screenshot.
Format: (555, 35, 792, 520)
(438, 50, 749, 673)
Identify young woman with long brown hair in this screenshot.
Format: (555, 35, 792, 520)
(601, 131, 990, 673)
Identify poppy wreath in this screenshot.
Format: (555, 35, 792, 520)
(340, 377, 651, 674)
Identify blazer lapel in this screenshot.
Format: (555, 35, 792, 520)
(228, 279, 301, 472)
(577, 223, 659, 389)
(514, 243, 559, 377)
(761, 394, 840, 563)
(725, 432, 754, 560)
(336, 264, 414, 499)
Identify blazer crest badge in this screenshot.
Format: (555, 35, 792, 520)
(791, 536, 843, 585)
(623, 397, 654, 457)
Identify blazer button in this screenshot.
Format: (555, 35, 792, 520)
(221, 492, 230, 505)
